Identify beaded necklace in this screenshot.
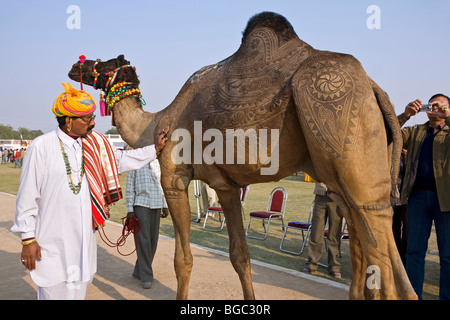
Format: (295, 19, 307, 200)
(58, 138, 85, 194)
(106, 81, 143, 109)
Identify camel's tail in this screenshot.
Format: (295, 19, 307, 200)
(370, 79, 402, 199)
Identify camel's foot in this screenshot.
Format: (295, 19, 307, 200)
(348, 254, 418, 300)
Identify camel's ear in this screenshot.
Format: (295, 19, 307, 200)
(117, 54, 129, 65)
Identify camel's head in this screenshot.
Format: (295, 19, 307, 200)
(68, 54, 139, 91)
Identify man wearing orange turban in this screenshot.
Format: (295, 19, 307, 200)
(12, 82, 169, 300)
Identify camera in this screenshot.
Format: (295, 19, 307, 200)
(419, 104, 432, 112)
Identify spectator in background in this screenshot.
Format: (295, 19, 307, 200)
(19, 148, 25, 167)
(14, 149, 21, 168)
(126, 160, 169, 289)
(2, 148, 8, 164)
(303, 182, 343, 278)
(398, 94, 450, 300)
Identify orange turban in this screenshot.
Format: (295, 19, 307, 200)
(53, 82, 96, 117)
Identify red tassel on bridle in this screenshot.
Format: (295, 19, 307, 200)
(79, 55, 86, 91)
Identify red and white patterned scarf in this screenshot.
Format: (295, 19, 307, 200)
(82, 131, 122, 229)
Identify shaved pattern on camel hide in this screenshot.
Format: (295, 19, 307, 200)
(162, 174, 191, 199)
(206, 28, 313, 129)
(293, 55, 366, 159)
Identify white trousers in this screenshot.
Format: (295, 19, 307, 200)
(37, 281, 90, 300)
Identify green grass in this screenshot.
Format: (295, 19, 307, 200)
(1, 163, 440, 299)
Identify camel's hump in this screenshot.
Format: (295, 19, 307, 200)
(186, 13, 312, 129)
(241, 12, 298, 43)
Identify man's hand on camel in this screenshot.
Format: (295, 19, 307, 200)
(156, 126, 169, 152)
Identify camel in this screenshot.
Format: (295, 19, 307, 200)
(69, 12, 417, 300)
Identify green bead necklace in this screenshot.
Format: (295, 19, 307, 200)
(58, 138, 85, 194)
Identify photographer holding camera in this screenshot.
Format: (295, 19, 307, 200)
(398, 94, 450, 300)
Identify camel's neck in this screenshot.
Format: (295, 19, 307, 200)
(112, 97, 163, 148)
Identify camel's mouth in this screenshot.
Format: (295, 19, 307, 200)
(68, 60, 95, 85)
(68, 62, 80, 82)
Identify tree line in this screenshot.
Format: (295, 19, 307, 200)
(0, 124, 120, 140)
(0, 124, 43, 140)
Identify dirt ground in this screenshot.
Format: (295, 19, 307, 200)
(0, 192, 348, 300)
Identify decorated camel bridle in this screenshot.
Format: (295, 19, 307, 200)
(78, 55, 145, 117)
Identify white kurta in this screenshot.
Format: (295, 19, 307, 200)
(11, 127, 157, 288)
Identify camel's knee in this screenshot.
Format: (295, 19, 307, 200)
(229, 245, 251, 273)
(174, 253, 193, 277)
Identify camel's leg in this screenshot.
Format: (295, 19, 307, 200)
(329, 193, 370, 299)
(330, 162, 416, 299)
(332, 176, 416, 299)
(163, 185, 193, 300)
(346, 224, 367, 299)
(348, 206, 418, 299)
(388, 229, 417, 299)
(216, 188, 255, 300)
(361, 208, 416, 299)
(330, 189, 414, 299)
(292, 54, 417, 299)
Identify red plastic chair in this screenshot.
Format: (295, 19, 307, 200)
(202, 186, 249, 232)
(245, 186, 287, 240)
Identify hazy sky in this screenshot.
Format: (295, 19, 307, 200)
(1, 0, 448, 134)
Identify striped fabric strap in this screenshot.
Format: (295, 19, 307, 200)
(82, 131, 122, 229)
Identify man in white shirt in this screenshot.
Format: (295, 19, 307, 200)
(11, 82, 168, 300)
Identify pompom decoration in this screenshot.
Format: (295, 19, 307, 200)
(78, 55, 86, 91)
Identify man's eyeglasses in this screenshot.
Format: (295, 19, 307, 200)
(72, 114, 96, 123)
